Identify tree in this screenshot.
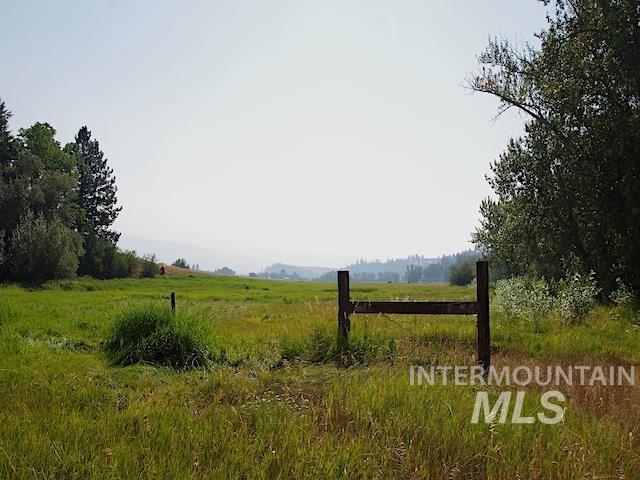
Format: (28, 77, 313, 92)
(404, 264, 423, 283)
(0, 114, 78, 279)
(449, 261, 475, 286)
(470, 0, 640, 293)
(213, 267, 236, 276)
(140, 254, 159, 277)
(69, 126, 121, 243)
(9, 214, 83, 283)
(67, 127, 121, 278)
(0, 99, 16, 274)
(172, 258, 189, 269)
(13, 123, 78, 224)
(0, 98, 131, 282)
(78, 234, 132, 279)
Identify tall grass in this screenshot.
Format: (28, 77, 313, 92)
(103, 304, 212, 369)
(279, 324, 395, 366)
(0, 276, 638, 478)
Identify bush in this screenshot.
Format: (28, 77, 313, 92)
(116, 250, 142, 277)
(79, 234, 133, 279)
(493, 276, 555, 323)
(610, 278, 635, 308)
(449, 261, 475, 286)
(103, 305, 212, 369)
(558, 271, 600, 324)
(9, 214, 83, 283)
(140, 254, 159, 278)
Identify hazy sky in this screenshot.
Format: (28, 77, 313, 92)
(2, 1, 548, 269)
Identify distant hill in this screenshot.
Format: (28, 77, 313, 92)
(159, 263, 198, 276)
(118, 233, 264, 275)
(263, 263, 334, 280)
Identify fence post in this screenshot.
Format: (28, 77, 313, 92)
(337, 270, 350, 345)
(476, 261, 490, 374)
(170, 291, 176, 313)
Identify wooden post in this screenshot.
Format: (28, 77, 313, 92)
(337, 270, 350, 345)
(170, 291, 176, 313)
(476, 261, 490, 374)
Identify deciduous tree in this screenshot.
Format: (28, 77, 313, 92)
(471, 0, 640, 293)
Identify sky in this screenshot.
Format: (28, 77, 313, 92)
(1, 1, 549, 271)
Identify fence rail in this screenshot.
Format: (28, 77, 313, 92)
(337, 260, 490, 372)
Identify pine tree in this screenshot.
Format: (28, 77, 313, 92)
(72, 126, 121, 243)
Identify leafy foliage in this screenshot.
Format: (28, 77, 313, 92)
(0, 119, 78, 278)
(404, 264, 423, 283)
(558, 271, 601, 324)
(492, 276, 555, 324)
(9, 214, 83, 283)
(610, 278, 636, 308)
(103, 304, 212, 369)
(471, 1, 640, 293)
(448, 261, 475, 286)
(0, 97, 139, 282)
(493, 271, 600, 325)
(140, 254, 160, 278)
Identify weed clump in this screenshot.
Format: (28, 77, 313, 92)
(279, 325, 395, 367)
(103, 305, 212, 369)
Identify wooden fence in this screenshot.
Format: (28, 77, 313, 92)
(338, 260, 490, 372)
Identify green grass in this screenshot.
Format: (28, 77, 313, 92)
(0, 275, 638, 478)
(103, 305, 214, 369)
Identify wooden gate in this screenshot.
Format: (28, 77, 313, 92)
(337, 261, 490, 372)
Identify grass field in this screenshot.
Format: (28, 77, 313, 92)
(1, 275, 639, 479)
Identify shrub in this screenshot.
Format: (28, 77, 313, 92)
(610, 278, 635, 308)
(609, 278, 638, 323)
(492, 276, 555, 323)
(9, 214, 83, 283)
(117, 250, 142, 277)
(449, 261, 475, 286)
(558, 271, 600, 324)
(78, 237, 145, 280)
(103, 305, 212, 369)
(140, 254, 159, 277)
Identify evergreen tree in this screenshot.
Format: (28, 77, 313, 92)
(71, 126, 121, 243)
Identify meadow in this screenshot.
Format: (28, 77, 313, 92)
(0, 275, 639, 479)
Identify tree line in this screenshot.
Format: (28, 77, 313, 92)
(0, 97, 157, 283)
(309, 250, 479, 283)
